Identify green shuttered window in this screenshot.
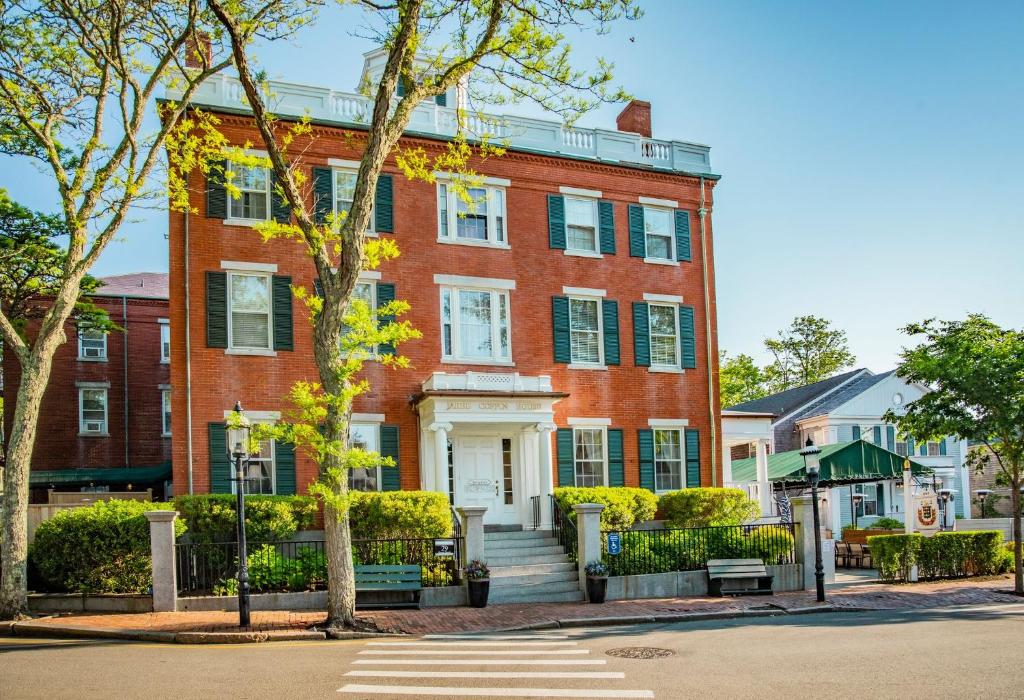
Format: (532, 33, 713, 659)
(632, 302, 651, 367)
(380, 424, 400, 491)
(628, 204, 645, 257)
(607, 429, 624, 487)
(376, 282, 396, 356)
(886, 426, 896, 452)
(684, 428, 701, 488)
(208, 271, 292, 352)
(206, 158, 227, 219)
(548, 194, 566, 249)
(551, 296, 571, 363)
(598, 200, 616, 254)
(675, 210, 692, 262)
(208, 422, 231, 493)
(602, 299, 620, 366)
(556, 428, 574, 487)
(272, 275, 294, 351)
(679, 305, 696, 369)
(206, 272, 228, 348)
(633, 302, 695, 369)
(275, 440, 297, 495)
(312, 167, 333, 224)
(374, 175, 394, 233)
(638, 429, 655, 491)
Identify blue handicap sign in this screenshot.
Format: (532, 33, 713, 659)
(607, 532, 622, 556)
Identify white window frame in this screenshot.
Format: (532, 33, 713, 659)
(78, 326, 107, 361)
(161, 387, 172, 437)
(567, 295, 604, 368)
(860, 426, 875, 444)
(226, 164, 271, 223)
(571, 425, 608, 488)
(437, 182, 509, 248)
(927, 440, 942, 457)
(652, 427, 685, 494)
(342, 279, 378, 357)
(159, 320, 170, 364)
(642, 205, 675, 264)
(564, 195, 600, 256)
(226, 271, 273, 353)
(332, 166, 376, 236)
(78, 386, 108, 436)
(854, 484, 878, 517)
(228, 419, 276, 495)
(439, 284, 513, 365)
(348, 422, 382, 492)
(648, 301, 681, 372)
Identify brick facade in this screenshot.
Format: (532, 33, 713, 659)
(169, 113, 722, 504)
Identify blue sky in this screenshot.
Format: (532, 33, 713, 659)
(3, 1, 1021, 371)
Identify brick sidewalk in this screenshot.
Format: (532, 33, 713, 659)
(4, 575, 1019, 642)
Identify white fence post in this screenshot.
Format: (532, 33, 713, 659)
(790, 496, 834, 591)
(145, 511, 178, 612)
(573, 503, 604, 600)
(457, 506, 488, 565)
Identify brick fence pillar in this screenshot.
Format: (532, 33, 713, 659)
(145, 510, 179, 612)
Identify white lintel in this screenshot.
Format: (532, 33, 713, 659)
(648, 418, 690, 428)
(643, 292, 684, 304)
(563, 286, 607, 298)
(559, 186, 603, 199)
(328, 158, 362, 169)
(352, 413, 385, 423)
(567, 417, 612, 426)
(157, 318, 169, 324)
(433, 171, 511, 188)
(433, 274, 516, 290)
(222, 410, 281, 421)
(639, 196, 679, 208)
(221, 260, 278, 273)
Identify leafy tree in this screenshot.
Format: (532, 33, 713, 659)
(0, 0, 240, 619)
(200, 0, 639, 630)
(719, 351, 768, 408)
(883, 315, 1024, 595)
(764, 315, 855, 392)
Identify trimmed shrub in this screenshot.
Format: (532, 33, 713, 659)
(349, 491, 451, 540)
(868, 533, 922, 582)
(867, 517, 904, 530)
(554, 487, 658, 531)
(173, 494, 317, 543)
(30, 500, 186, 593)
(659, 488, 759, 528)
(870, 531, 1004, 582)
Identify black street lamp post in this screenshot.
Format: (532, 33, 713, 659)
(227, 401, 252, 627)
(851, 493, 863, 530)
(975, 489, 993, 519)
(800, 437, 826, 603)
(937, 489, 953, 531)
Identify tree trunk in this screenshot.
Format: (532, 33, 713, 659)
(323, 499, 357, 628)
(1013, 480, 1022, 596)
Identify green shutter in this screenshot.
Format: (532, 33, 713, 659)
(852, 426, 861, 440)
(675, 209, 692, 262)
(376, 282, 396, 356)
(907, 437, 915, 455)
(435, 92, 447, 106)
(205, 271, 228, 348)
(312, 167, 333, 224)
(602, 299, 620, 366)
(598, 200, 616, 254)
(873, 426, 882, 445)
(638, 429, 655, 491)
(548, 195, 566, 249)
(375, 175, 394, 233)
(920, 442, 927, 456)
(685, 428, 701, 488)
(886, 426, 896, 452)
(313, 278, 324, 298)
(679, 305, 696, 369)
(271, 171, 291, 224)
(205, 158, 227, 219)
(876, 483, 885, 517)
(208, 422, 231, 493)
(380, 424, 400, 491)
(275, 439, 296, 495)
(939, 438, 947, 456)
(556, 428, 574, 487)
(628, 204, 645, 257)
(396, 81, 405, 98)
(272, 275, 293, 351)
(632, 302, 650, 367)
(607, 429, 624, 487)
(551, 296, 571, 364)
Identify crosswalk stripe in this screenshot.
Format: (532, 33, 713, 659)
(359, 649, 590, 656)
(367, 641, 577, 647)
(346, 671, 626, 680)
(422, 634, 570, 640)
(353, 659, 608, 666)
(338, 684, 655, 698)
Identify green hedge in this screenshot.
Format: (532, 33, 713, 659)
(30, 500, 186, 594)
(607, 525, 795, 576)
(173, 494, 317, 543)
(554, 487, 658, 531)
(659, 488, 760, 528)
(349, 491, 452, 540)
(868, 531, 1005, 582)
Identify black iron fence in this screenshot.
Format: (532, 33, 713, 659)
(551, 495, 579, 562)
(176, 535, 463, 596)
(603, 523, 796, 577)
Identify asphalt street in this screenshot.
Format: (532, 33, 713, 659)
(3, 603, 1024, 699)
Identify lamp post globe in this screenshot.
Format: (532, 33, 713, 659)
(226, 401, 253, 627)
(799, 437, 826, 603)
(975, 489, 993, 519)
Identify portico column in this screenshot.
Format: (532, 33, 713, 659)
(535, 423, 557, 529)
(429, 422, 453, 499)
(722, 445, 733, 484)
(755, 439, 772, 516)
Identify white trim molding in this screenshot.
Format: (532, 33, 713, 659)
(649, 418, 690, 428)
(433, 171, 511, 187)
(433, 273, 516, 290)
(563, 249, 603, 259)
(327, 158, 362, 169)
(358, 270, 382, 281)
(157, 318, 169, 325)
(563, 286, 607, 298)
(643, 258, 680, 267)
(222, 409, 281, 421)
(559, 185, 602, 198)
(639, 196, 679, 208)
(643, 292, 684, 304)
(76, 380, 111, 388)
(220, 260, 278, 273)
(352, 413, 386, 423)
(567, 417, 612, 426)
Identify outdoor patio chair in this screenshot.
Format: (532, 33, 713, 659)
(834, 541, 850, 568)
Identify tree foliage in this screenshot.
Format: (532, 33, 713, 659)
(719, 351, 768, 408)
(763, 315, 855, 391)
(883, 314, 1024, 595)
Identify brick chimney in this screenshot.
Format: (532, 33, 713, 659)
(615, 99, 652, 138)
(185, 33, 212, 70)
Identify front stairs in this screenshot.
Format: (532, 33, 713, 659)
(484, 528, 583, 604)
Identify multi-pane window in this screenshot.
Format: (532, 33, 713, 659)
(160, 323, 170, 363)
(437, 183, 507, 246)
(78, 327, 107, 360)
(565, 197, 598, 253)
(854, 484, 878, 517)
(927, 441, 942, 456)
(643, 207, 674, 260)
(569, 298, 602, 364)
(341, 281, 376, 355)
(502, 438, 514, 505)
(441, 286, 511, 363)
(243, 438, 275, 495)
(895, 436, 909, 456)
(654, 429, 683, 492)
(228, 273, 271, 349)
(161, 389, 172, 437)
(333, 170, 374, 230)
(574, 428, 605, 487)
(648, 303, 679, 367)
(861, 426, 875, 444)
(227, 165, 270, 221)
(79, 388, 108, 434)
(348, 423, 380, 492)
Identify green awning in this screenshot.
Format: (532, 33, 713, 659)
(29, 463, 172, 487)
(730, 441, 931, 486)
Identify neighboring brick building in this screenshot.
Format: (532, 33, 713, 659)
(166, 55, 723, 528)
(2, 273, 173, 502)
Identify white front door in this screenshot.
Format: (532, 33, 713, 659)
(455, 436, 516, 525)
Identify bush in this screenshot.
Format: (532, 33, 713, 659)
(999, 542, 1016, 573)
(349, 491, 452, 540)
(554, 487, 658, 531)
(174, 494, 317, 543)
(868, 517, 904, 530)
(869, 531, 1005, 582)
(867, 534, 922, 582)
(659, 488, 759, 528)
(607, 525, 796, 576)
(30, 500, 186, 593)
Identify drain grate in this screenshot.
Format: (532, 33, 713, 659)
(606, 647, 675, 659)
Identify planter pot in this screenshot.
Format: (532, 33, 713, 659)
(467, 578, 490, 608)
(586, 576, 608, 604)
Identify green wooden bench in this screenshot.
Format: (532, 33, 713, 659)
(706, 558, 774, 597)
(354, 564, 422, 609)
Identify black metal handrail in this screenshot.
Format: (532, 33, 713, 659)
(550, 494, 579, 562)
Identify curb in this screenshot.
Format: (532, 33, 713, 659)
(4, 621, 330, 644)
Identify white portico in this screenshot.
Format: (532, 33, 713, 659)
(416, 372, 565, 528)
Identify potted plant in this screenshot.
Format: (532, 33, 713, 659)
(585, 560, 609, 604)
(465, 560, 490, 608)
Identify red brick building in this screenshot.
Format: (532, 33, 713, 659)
(2, 273, 173, 501)
(167, 59, 723, 528)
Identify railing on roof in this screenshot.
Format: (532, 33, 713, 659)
(166, 75, 715, 176)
